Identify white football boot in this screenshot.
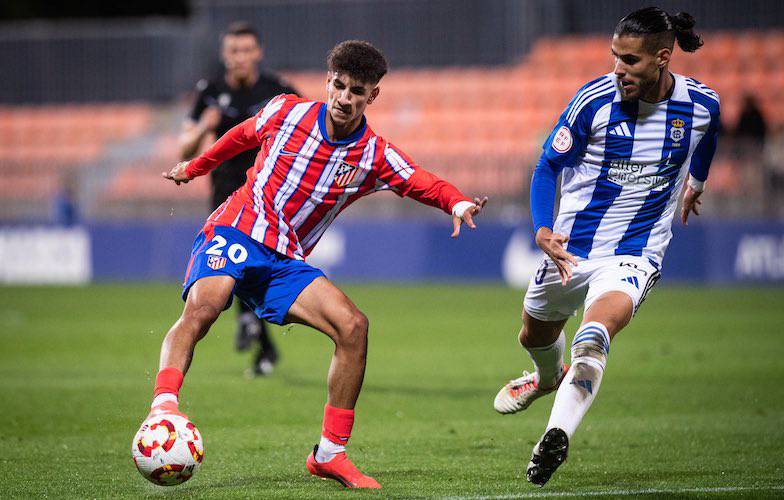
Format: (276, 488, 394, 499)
(493, 364, 568, 414)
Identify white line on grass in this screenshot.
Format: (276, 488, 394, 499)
(445, 485, 784, 499)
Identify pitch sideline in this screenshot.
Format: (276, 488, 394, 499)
(446, 485, 784, 499)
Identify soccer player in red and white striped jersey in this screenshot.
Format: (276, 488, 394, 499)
(146, 40, 487, 489)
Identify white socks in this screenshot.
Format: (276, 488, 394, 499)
(316, 436, 345, 463)
(151, 393, 178, 408)
(546, 322, 610, 438)
(526, 331, 566, 389)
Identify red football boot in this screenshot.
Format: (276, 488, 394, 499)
(306, 445, 381, 489)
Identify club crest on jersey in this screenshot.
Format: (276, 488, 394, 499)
(207, 255, 227, 270)
(552, 126, 573, 153)
(670, 118, 686, 143)
(334, 161, 360, 187)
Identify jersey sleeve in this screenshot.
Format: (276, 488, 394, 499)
(530, 78, 613, 232)
(188, 79, 217, 122)
(540, 79, 610, 169)
(374, 142, 471, 214)
(687, 97, 721, 190)
(185, 94, 287, 178)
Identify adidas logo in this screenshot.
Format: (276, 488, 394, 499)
(571, 379, 593, 394)
(608, 122, 633, 138)
(622, 276, 640, 288)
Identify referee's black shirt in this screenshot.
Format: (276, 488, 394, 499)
(189, 72, 298, 209)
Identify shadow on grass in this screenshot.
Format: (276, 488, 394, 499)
(279, 373, 489, 400)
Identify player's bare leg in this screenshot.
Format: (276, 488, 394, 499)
(149, 276, 235, 419)
(528, 291, 632, 487)
(494, 313, 569, 414)
(285, 276, 380, 489)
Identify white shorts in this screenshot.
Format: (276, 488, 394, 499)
(523, 254, 661, 322)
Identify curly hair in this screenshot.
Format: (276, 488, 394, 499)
(327, 40, 388, 84)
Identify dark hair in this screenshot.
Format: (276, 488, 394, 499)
(222, 21, 261, 45)
(615, 7, 703, 53)
(327, 40, 388, 84)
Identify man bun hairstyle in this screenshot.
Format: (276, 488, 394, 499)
(327, 40, 388, 84)
(670, 11, 703, 52)
(615, 6, 703, 54)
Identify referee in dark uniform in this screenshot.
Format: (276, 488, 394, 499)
(179, 22, 298, 376)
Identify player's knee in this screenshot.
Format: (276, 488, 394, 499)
(184, 302, 222, 332)
(571, 322, 610, 369)
(336, 310, 369, 350)
(518, 325, 527, 346)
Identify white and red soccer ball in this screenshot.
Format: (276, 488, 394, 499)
(131, 414, 204, 486)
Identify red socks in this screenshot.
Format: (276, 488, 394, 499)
(153, 367, 184, 398)
(322, 404, 354, 444)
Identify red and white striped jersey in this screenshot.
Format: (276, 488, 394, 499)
(186, 94, 470, 260)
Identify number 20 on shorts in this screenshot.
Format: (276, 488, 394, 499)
(205, 235, 248, 264)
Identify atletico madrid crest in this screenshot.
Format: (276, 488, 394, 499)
(334, 161, 359, 187)
(207, 255, 227, 270)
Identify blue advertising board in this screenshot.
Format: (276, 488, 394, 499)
(88, 219, 784, 285)
(2, 219, 783, 285)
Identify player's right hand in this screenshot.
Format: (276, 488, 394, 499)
(535, 227, 577, 285)
(162, 161, 192, 186)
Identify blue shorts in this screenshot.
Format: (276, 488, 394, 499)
(182, 225, 325, 325)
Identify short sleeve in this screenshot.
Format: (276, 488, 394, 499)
(189, 79, 217, 122)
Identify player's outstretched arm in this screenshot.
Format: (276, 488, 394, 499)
(451, 196, 488, 238)
(162, 117, 262, 186)
(162, 161, 192, 185)
(377, 143, 488, 237)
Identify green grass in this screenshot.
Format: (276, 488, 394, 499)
(0, 283, 783, 499)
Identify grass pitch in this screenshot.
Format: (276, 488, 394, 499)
(0, 283, 783, 499)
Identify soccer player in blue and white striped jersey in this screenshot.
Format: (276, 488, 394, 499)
(493, 7, 719, 486)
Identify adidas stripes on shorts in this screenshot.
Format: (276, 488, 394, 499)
(524, 254, 661, 322)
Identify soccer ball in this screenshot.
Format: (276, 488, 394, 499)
(131, 413, 204, 486)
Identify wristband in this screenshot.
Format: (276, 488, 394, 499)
(451, 201, 475, 218)
(687, 175, 705, 192)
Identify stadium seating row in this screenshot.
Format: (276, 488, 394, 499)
(1, 31, 782, 212)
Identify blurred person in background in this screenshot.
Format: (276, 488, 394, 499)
(51, 172, 80, 227)
(732, 94, 768, 213)
(734, 93, 767, 143)
(179, 22, 298, 376)
(764, 123, 784, 215)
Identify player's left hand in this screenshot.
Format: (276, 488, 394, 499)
(162, 161, 192, 186)
(451, 197, 488, 238)
(681, 185, 702, 225)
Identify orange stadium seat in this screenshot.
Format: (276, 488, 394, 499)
(11, 30, 775, 212)
(0, 103, 152, 210)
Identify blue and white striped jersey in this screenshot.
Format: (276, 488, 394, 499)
(536, 72, 720, 264)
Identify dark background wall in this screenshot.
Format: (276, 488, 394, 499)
(1, 0, 782, 103)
